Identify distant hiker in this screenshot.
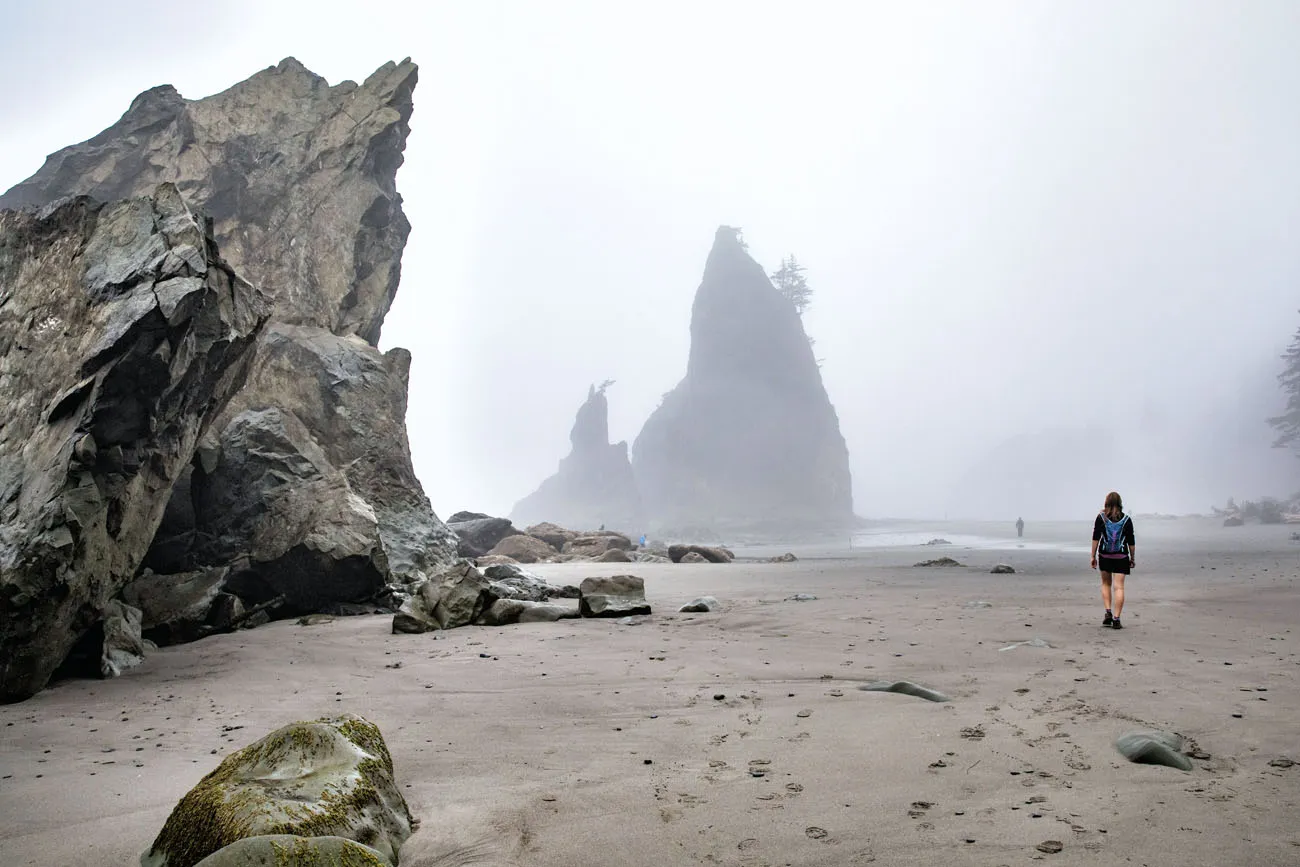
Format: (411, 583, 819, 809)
(1016, 517, 1024, 538)
(1090, 491, 1136, 629)
(639, 534, 647, 548)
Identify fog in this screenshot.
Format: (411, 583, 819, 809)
(2, 1, 1298, 522)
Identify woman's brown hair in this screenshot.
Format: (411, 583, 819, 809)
(1104, 491, 1123, 518)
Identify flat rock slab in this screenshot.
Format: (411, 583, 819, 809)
(859, 680, 951, 703)
(579, 575, 650, 618)
(1115, 730, 1194, 771)
(192, 835, 392, 867)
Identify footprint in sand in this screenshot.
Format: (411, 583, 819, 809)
(805, 827, 831, 841)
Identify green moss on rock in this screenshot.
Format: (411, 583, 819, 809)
(142, 714, 410, 867)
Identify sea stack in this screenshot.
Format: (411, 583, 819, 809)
(512, 382, 643, 532)
(632, 227, 853, 532)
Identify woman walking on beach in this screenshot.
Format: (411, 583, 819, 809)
(1091, 491, 1135, 629)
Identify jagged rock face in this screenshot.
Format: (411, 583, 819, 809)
(633, 228, 853, 531)
(1, 58, 458, 616)
(147, 324, 456, 589)
(511, 385, 643, 532)
(0, 58, 414, 342)
(0, 186, 266, 702)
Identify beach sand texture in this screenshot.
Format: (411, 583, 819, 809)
(1, 519, 1296, 866)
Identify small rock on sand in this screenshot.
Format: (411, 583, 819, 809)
(914, 557, 963, 567)
(680, 596, 719, 613)
(990, 563, 1015, 574)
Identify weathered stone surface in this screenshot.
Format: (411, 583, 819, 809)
(477, 598, 579, 626)
(474, 554, 519, 567)
(525, 522, 576, 550)
(990, 563, 1016, 574)
(483, 564, 553, 602)
(141, 714, 412, 867)
(192, 835, 392, 867)
(680, 596, 720, 613)
(632, 227, 853, 531)
(596, 548, 632, 563)
(669, 544, 734, 564)
(448, 515, 518, 559)
(121, 567, 233, 645)
(100, 600, 146, 678)
(390, 561, 496, 634)
(1115, 730, 1193, 771)
(2, 58, 457, 645)
(563, 533, 634, 557)
(487, 534, 557, 564)
(0, 187, 266, 702)
(512, 383, 643, 531)
(579, 575, 651, 618)
(767, 552, 798, 563)
(679, 551, 708, 564)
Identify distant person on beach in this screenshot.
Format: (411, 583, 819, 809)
(1016, 517, 1024, 537)
(1091, 491, 1136, 629)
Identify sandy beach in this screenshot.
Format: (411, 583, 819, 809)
(1, 518, 1297, 866)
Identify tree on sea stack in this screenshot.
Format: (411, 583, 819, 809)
(770, 255, 812, 316)
(1268, 314, 1300, 457)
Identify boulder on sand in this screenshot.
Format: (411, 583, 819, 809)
(596, 548, 632, 563)
(679, 552, 709, 564)
(579, 575, 651, 618)
(140, 713, 412, 867)
(680, 596, 719, 613)
(669, 544, 733, 563)
(525, 522, 577, 550)
(391, 561, 495, 634)
(564, 533, 634, 557)
(447, 514, 518, 558)
(477, 598, 579, 626)
(486, 534, 557, 564)
(120, 567, 236, 646)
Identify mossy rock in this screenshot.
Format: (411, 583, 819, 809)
(192, 835, 392, 867)
(141, 714, 412, 867)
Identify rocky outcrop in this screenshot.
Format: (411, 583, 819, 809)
(0, 187, 266, 702)
(632, 227, 853, 531)
(512, 383, 643, 532)
(141, 714, 412, 867)
(1, 58, 456, 645)
(486, 534, 557, 564)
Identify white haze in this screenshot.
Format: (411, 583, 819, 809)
(2, 1, 1298, 522)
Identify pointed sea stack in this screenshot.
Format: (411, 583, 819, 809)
(632, 227, 853, 532)
(512, 383, 643, 531)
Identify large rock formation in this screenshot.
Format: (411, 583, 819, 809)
(0, 187, 267, 702)
(632, 227, 853, 531)
(511, 382, 643, 532)
(0, 58, 457, 629)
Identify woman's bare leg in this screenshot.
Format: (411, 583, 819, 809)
(1112, 575, 1125, 618)
(1100, 572, 1113, 610)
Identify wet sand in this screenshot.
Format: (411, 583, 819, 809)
(1, 519, 1297, 866)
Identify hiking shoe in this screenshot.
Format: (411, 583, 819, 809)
(1102, 611, 1113, 627)
(1111, 618, 1123, 630)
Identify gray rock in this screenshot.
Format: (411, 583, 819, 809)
(564, 533, 635, 557)
(579, 575, 651, 618)
(121, 567, 232, 645)
(511, 383, 643, 531)
(391, 561, 495, 634)
(669, 544, 734, 563)
(633, 552, 671, 564)
(483, 564, 553, 601)
(140, 714, 412, 867)
(1115, 730, 1193, 771)
(680, 596, 720, 613)
(0, 187, 266, 702)
(487, 534, 557, 564)
(632, 227, 854, 531)
(914, 557, 964, 567)
(990, 563, 1016, 574)
(767, 552, 798, 562)
(192, 835, 393, 867)
(596, 547, 633, 563)
(679, 552, 709, 564)
(2, 57, 458, 655)
(100, 600, 146, 679)
(524, 522, 577, 550)
(477, 598, 579, 626)
(448, 515, 518, 558)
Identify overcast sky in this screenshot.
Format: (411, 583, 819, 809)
(3, 1, 1298, 521)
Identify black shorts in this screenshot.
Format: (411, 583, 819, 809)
(1098, 555, 1130, 575)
